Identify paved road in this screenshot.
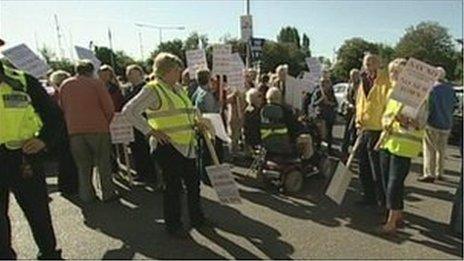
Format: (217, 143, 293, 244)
(9, 125, 463, 259)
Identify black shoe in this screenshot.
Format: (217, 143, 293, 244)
(418, 176, 435, 183)
(37, 249, 62, 260)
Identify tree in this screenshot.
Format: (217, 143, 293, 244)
(395, 21, 457, 81)
(331, 37, 379, 81)
(302, 33, 310, 55)
(94, 46, 136, 76)
(261, 41, 306, 76)
(277, 27, 301, 49)
(149, 39, 185, 65)
(184, 32, 208, 50)
(39, 45, 74, 74)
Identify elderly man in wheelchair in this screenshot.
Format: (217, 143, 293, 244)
(249, 87, 321, 192)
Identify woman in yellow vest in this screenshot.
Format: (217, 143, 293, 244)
(123, 52, 211, 238)
(378, 58, 426, 235)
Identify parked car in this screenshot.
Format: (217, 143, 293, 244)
(450, 86, 463, 144)
(332, 82, 349, 115)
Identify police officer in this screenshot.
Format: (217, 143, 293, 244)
(123, 52, 211, 238)
(0, 39, 63, 259)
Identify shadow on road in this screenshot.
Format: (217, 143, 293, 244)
(64, 184, 294, 259)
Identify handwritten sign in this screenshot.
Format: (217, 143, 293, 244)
(212, 44, 232, 75)
(2, 44, 49, 78)
(284, 76, 305, 110)
(110, 113, 134, 144)
(325, 163, 354, 205)
(186, 49, 208, 77)
(206, 164, 242, 204)
(75, 46, 101, 70)
(305, 57, 323, 86)
(389, 58, 440, 109)
(227, 53, 245, 92)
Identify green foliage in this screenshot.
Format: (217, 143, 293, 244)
(277, 27, 301, 49)
(94, 46, 136, 76)
(184, 32, 208, 51)
(261, 41, 307, 76)
(395, 21, 458, 81)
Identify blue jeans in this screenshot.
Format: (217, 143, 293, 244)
(380, 150, 411, 210)
(357, 130, 385, 205)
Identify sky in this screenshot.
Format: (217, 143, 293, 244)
(1, 0, 463, 61)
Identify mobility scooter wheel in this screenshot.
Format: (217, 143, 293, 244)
(283, 170, 304, 192)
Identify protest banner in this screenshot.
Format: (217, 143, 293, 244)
(212, 44, 232, 75)
(75, 46, 102, 70)
(110, 113, 134, 144)
(305, 57, 323, 86)
(1, 44, 49, 78)
(202, 113, 232, 143)
(185, 49, 208, 77)
(206, 164, 242, 204)
(284, 76, 305, 110)
(389, 58, 440, 111)
(227, 53, 245, 92)
(240, 15, 253, 42)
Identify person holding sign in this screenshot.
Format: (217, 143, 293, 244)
(377, 58, 427, 235)
(0, 57, 63, 258)
(123, 53, 211, 238)
(355, 54, 391, 207)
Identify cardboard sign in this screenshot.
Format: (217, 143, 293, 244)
(284, 76, 305, 110)
(389, 58, 440, 110)
(185, 49, 208, 77)
(240, 15, 253, 42)
(206, 164, 242, 204)
(212, 44, 232, 75)
(227, 53, 245, 92)
(325, 163, 354, 205)
(305, 57, 323, 85)
(202, 113, 232, 143)
(1, 44, 49, 78)
(110, 113, 134, 144)
(75, 46, 101, 70)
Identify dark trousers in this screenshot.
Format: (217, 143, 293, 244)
(341, 113, 357, 154)
(0, 148, 57, 259)
(198, 136, 224, 186)
(324, 118, 335, 151)
(357, 130, 385, 205)
(380, 150, 411, 210)
(57, 140, 79, 194)
(130, 130, 157, 183)
(155, 144, 204, 230)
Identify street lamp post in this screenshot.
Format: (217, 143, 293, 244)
(135, 23, 185, 47)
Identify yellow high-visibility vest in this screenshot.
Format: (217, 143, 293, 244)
(0, 66, 43, 149)
(380, 99, 423, 158)
(145, 80, 196, 146)
(355, 70, 391, 131)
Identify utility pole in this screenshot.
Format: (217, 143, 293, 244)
(135, 23, 185, 48)
(108, 28, 116, 69)
(245, 0, 251, 69)
(54, 14, 65, 59)
(138, 32, 144, 61)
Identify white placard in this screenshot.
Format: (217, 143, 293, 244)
(305, 57, 323, 85)
(75, 46, 101, 70)
(325, 163, 354, 205)
(110, 113, 134, 144)
(212, 44, 232, 75)
(1, 44, 49, 78)
(227, 53, 245, 92)
(202, 113, 232, 143)
(240, 15, 253, 42)
(186, 49, 208, 77)
(284, 76, 305, 110)
(389, 58, 440, 110)
(302, 72, 317, 93)
(206, 164, 242, 204)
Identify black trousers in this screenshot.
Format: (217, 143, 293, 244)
(57, 140, 79, 194)
(357, 130, 385, 205)
(341, 113, 357, 154)
(0, 148, 57, 259)
(130, 130, 157, 183)
(155, 144, 204, 230)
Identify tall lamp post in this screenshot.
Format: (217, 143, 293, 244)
(135, 23, 185, 48)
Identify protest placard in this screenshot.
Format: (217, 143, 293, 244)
(110, 113, 134, 144)
(185, 49, 208, 77)
(305, 57, 323, 85)
(284, 76, 305, 110)
(206, 164, 242, 204)
(227, 53, 245, 92)
(202, 113, 232, 143)
(325, 163, 354, 205)
(1, 44, 49, 78)
(389, 58, 440, 110)
(212, 44, 232, 75)
(75, 46, 102, 70)
(240, 15, 253, 42)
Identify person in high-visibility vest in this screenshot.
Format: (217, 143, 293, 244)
(378, 58, 427, 235)
(123, 52, 211, 238)
(0, 39, 64, 259)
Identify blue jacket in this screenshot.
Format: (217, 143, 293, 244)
(427, 82, 456, 130)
